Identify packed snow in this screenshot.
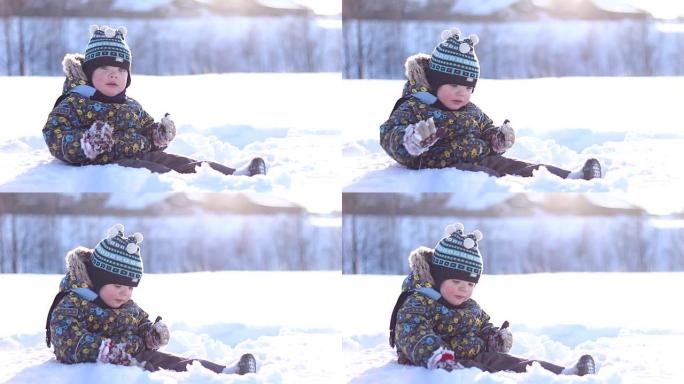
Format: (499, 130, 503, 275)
(1, 271, 342, 384)
(341, 272, 683, 383)
(341, 76, 684, 214)
(0, 74, 342, 213)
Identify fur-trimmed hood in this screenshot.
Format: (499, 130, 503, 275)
(59, 246, 94, 292)
(402, 246, 436, 291)
(59, 53, 89, 95)
(404, 54, 432, 90)
(62, 53, 88, 83)
(400, 53, 434, 98)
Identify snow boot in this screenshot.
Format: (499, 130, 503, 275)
(234, 157, 267, 177)
(581, 158, 602, 180)
(222, 353, 257, 375)
(236, 353, 257, 375)
(576, 354, 595, 376)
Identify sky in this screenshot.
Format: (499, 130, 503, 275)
(629, 0, 684, 18)
(329, 0, 684, 19)
(293, 0, 340, 15)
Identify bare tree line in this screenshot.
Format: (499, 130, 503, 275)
(342, 214, 684, 274)
(0, 213, 341, 273)
(343, 19, 683, 79)
(0, 15, 340, 76)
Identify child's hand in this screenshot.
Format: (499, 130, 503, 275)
(144, 317, 170, 350)
(81, 120, 114, 160)
(427, 347, 462, 371)
(152, 113, 176, 147)
(97, 338, 134, 365)
(491, 119, 515, 154)
(403, 117, 443, 156)
(487, 321, 513, 353)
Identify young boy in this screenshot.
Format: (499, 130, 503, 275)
(389, 223, 596, 376)
(42, 25, 266, 177)
(380, 28, 602, 180)
(45, 224, 257, 375)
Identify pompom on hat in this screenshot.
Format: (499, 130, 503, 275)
(430, 223, 484, 289)
(427, 27, 480, 91)
(87, 224, 144, 293)
(82, 25, 132, 88)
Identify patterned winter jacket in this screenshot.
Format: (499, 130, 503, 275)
(48, 246, 153, 364)
(380, 54, 501, 169)
(393, 247, 499, 367)
(42, 53, 164, 165)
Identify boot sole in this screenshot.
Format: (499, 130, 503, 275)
(576, 354, 595, 376)
(237, 353, 257, 375)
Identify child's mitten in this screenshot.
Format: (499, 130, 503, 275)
(81, 120, 114, 159)
(97, 338, 134, 365)
(491, 119, 515, 154)
(487, 321, 513, 353)
(152, 113, 176, 147)
(144, 317, 170, 350)
(403, 117, 443, 156)
(427, 347, 462, 371)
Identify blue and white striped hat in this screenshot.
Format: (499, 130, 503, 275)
(89, 224, 143, 291)
(427, 28, 480, 91)
(430, 223, 483, 288)
(82, 25, 132, 87)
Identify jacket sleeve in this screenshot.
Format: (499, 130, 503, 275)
(444, 303, 488, 359)
(136, 106, 167, 152)
(379, 98, 422, 165)
(476, 307, 500, 350)
(106, 102, 162, 158)
(42, 99, 95, 165)
(136, 307, 153, 342)
(49, 295, 146, 364)
(442, 105, 496, 163)
(476, 108, 503, 156)
(394, 293, 448, 367)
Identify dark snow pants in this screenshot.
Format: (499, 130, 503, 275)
(134, 350, 225, 373)
(116, 151, 235, 175)
(460, 351, 564, 374)
(452, 155, 570, 178)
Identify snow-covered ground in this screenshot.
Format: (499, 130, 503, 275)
(2, 259, 683, 383)
(0, 74, 342, 213)
(342, 272, 683, 384)
(1, 271, 342, 384)
(4, 74, 684, 214)
(342, 76, 684, 214)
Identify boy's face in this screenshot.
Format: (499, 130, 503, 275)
(99, 283, 134, 308)
(439, 278, 475, 306)
(436, 84, 473, 110)
(91, 66, 128, 97)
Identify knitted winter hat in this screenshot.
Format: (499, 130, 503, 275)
(87, 224, 144, 293)
(427, 28, 480, 91)
(430, 223, 483, 289)
(82, 25, 132, 88)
